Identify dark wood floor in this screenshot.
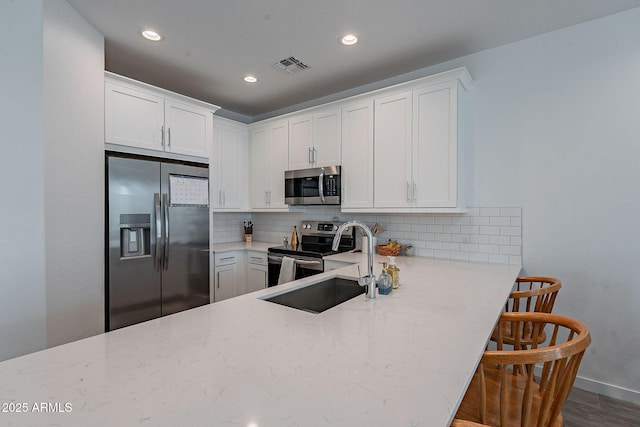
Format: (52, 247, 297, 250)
(563, 387, 640, 426)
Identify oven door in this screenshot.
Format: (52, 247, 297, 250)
(267, 253, 324, 286)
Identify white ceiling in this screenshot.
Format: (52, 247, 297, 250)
(67, 0, 640, 121)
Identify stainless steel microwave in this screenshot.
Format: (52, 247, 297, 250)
(284, 166, 341, 205)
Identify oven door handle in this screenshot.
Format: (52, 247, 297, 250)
(293, 259, 322, 266)
(268, 254, 284, 263)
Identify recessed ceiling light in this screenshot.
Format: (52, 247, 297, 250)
(141, 29, 163, 41)
(243, 75, 258, 83)
(341, 34, 358, 46)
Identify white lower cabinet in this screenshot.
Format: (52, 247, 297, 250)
(247, 251, 268, 292)
(214, 251, 245, 302)
(214, 250, 268, 301)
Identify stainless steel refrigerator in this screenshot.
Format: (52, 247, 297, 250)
(106, 154, 210, 331)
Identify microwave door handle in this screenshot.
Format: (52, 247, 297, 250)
(318, 168, 325, 204)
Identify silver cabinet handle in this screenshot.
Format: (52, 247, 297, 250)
(163, 193, 170, 271)
(161, 126, 165, 148)
(154, 193, 162, 271)
(406, 182, 411, 204)
(308, 147, 313, 164)
(167, 127, 171, 148)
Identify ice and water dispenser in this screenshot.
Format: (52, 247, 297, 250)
(119, 214, 151, 258)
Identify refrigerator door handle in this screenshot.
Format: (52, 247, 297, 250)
(154, 192, 162, 271)
(163, 193, 170, 271)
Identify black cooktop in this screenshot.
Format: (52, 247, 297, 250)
(268, 244, 338, 258)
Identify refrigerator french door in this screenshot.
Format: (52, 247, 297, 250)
(106, 154, 209, 331)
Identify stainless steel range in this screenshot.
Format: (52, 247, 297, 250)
(267, 221, 355, 286)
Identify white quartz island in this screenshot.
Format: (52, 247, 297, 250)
(0, 256, 520, 427)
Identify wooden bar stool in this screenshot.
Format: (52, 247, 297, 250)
(455, 312, 591, 427)
(492, 277, 561, 348)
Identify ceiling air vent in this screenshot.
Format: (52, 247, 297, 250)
(273, 56, 310, 74)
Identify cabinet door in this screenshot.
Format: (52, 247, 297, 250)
(313, 108, 341, 167)
(165, 100, 212, 158)
(215, 120, 249, 209)
(214, 264, 236, 302)
(374, 91, 413, 208)
(288, 114, 313, 170)
(413, 82, 458, 207)
(341, 100, 374, 209)
(105, 82, 164, 151)
(268, 120, 289, 209)
(250, 127, 270, 208)
(247, 264, 268, 292)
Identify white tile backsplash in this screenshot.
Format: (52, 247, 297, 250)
(210, 207, 523, 266)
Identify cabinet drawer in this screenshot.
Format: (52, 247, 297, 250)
(247, 251, 268, 266)
(215, 251, 239, 266)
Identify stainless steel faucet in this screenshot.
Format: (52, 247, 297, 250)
(332, 220, 376, 299)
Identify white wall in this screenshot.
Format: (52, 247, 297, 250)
(428, 8, 640, 402)
(0, 0, 104, 361)
(0, 0, 47, 361)
(43, 0, 105, 348)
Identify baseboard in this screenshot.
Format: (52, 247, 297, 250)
(572, 375, 640, 406)
(531, 365, 640, 406)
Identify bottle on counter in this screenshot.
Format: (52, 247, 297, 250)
(290, 226, 298, 249)
(378, 262, 392, 295)
(387, 256, 400, 289)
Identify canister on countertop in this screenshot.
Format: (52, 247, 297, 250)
(387, 256, 400, 289)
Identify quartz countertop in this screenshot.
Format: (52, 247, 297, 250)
(0, 256, 520, 427)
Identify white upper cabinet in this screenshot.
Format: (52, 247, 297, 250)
(288, 114, 314, 170)
(248, 67, 471, 213)
(105, 81, 164, 151)
(313, 108, 341, 167)
(372, 68, 471, 212)
(341, 100, 374, 209)
(288, 108, 341, 170)
(105, 73, 218, 160)
(211, 117, 249, 210)
(250, 119, 289, 210)
(164, 100, 213, 158)
(374, 90, 413, 208)
(412, 81, 462, 208)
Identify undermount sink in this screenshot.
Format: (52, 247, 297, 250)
(262, 277, 364, 314)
